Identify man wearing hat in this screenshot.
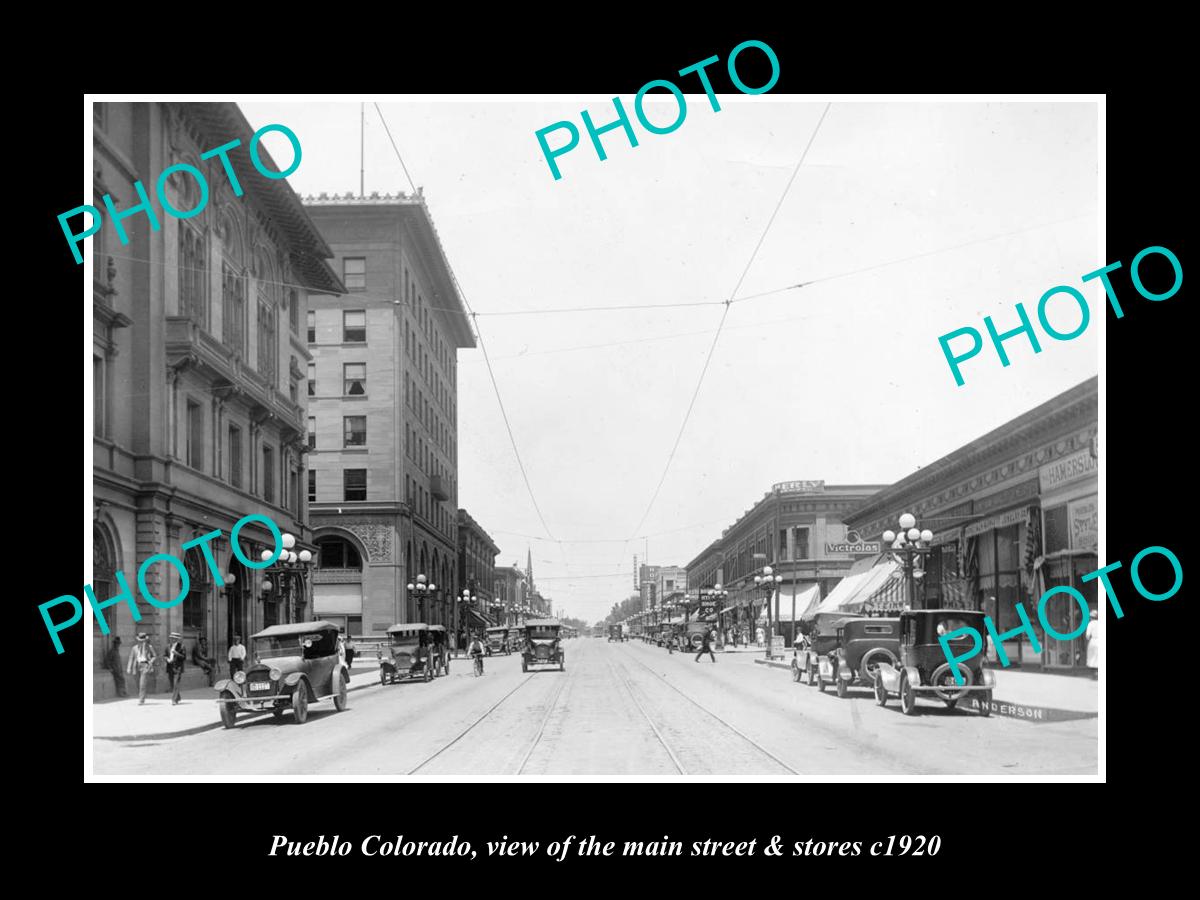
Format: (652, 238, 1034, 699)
(165, 632, 187, 705)
(127, 633, 157, 705)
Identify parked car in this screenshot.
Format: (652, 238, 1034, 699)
(874, 610, 995, 716)
(683, 622, 712, 652)
(522, 618, 565, 672)
(486, 626, 509, 656)
(380, 624, 436, 684)
(608, 624, 623, 642)
(792, 632, 841, 689)
(215, 621, 349, 728)
(825, 617, 900, 698)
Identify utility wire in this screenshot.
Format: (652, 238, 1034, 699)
(622, 102, 834, 551)
(373, 103, 418, 195)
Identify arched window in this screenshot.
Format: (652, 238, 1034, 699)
(316, 536, 362, 570)
(182, 544, 212, 632)
(93, 524, 118, 665)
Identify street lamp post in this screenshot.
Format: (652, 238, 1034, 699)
(259, 533, 314, 625)
(753, 566, 784, 658)
(460, 588, 477, 646)
(882, 513, 935, 612)
(406, 573, 436, 623)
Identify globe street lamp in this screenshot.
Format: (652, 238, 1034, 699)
(881, 512, 935, 612)
(754, 566, 784, 658)
(259, 533, 314, 625)
(406, 573, 436, 623)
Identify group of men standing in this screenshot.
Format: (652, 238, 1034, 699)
(101, 633, 248, 704)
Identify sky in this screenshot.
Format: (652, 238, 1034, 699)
(242, 98, 1099, 625)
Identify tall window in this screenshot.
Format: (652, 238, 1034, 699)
(317, 537, 362, 569)
(344, 416, 367, 447)
(308, 417, 316, 450)
(792, 527, 810, 560)
(308, 469, 316, 503)
(343, 310, 366, 342)
(290, 468, 299, 514)
(182, 546, 211, 631)
(262, 445, 275, 504)
(343, 257, 366, 291)
(257, 297, 277, 386)
(308, 362, 316, 396)
(178, 225, 207, 325)
(344, 468, 367, 502)
(228, 425, 242, 489)
(93, 356, 105, 437)
(186, 401, 203, 470)
(221, 261, 245, 353)
(344, 363, 366, 396)
(288, 289, 299, 334)
(307, 310, 316, 343)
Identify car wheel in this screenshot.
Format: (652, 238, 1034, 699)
(836, 677, 848, 699)
(333, 669, 349, 712)
(424, 665, 433, 683)
(522, 659, 528, 673)
(817, 670, 826, 693)
(900, 674, 917, 716)
(860, 650, 896, 687)
(791, 664, 801, 683)
(807, 663, 817, 687)
(560, 653, 565, 672)
(292, 686, 309, 724)
(219, 691, 237, 729)
(874, 677, 887, 707)
(980, 690, 993, 717)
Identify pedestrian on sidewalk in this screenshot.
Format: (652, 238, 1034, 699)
(165, 632, 186, 705)
(344, 634, 357, 669)
(228, 634, 246, 676)
(127, 633, 157, 704)
(1085, 610, 1100, 678)
(191, 634, 215, 686)
(104, 637, 127, 697)
(695, 628, 716, 664)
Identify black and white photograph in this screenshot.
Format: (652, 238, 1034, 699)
(82, 93, 1104, 780)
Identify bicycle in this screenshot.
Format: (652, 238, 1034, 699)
(472, 653, 484, 677)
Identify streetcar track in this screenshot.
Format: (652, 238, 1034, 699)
(406, 674, 536, 774)
(616, 648, 803, 775)
(602, 657, 687, 775)
(513, 669, 574, 775)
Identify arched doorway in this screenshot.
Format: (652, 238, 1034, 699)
(182, 543, 213, 638)
(92, 522, 119, 674)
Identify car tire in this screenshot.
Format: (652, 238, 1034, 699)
(900, 674, 917, 716)
(817, 669, 827, 693)
(559, 653, 565, 672)
(860, 650, 897, 687)
(980, 690, 993, 717)
(791, 664, 801, 683)
(424, 665, 433, 683)
(292, 685, 309, 724)
(807, 663, 817, 687)
(874, 677, 887, 707)
(333, 668, 349, 712)
(836, 676, 848, 699)
(522, 659, 528, 673)
(219, 691, 237, 729)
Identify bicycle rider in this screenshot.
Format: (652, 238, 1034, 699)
(468, 633, 486, 674)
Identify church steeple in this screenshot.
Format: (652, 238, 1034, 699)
(526, 547, 534, 592)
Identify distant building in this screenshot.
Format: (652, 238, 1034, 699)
(302, 192, 475, 635)
(458, 509, 499, 629)
(494, 564, 528, 627)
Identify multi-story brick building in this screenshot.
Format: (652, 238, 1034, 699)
(493, 565, 528, 626)
(92, 102, 340, 700)
(303, 192, 475, 637)
(458, 509, 499, 630)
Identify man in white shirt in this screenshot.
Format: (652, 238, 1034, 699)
(228, 634, 247, 675)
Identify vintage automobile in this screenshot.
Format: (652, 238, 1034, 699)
(874, 610, 995, 716)
(215, 621, 349, 728)
(608, 624, 624, 643)
(522, 618, 565, 672)
(428, 625, 451, 676)
(822, 617, 900, 698)
(792, 631, 841, 688)
(683, 622, 713, 652)
(380, 624, 437, 684)
(507, 629, 524, 654)
(486, 626, 510, 656)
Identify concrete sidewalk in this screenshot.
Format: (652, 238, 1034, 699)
(93, 666, 384, 741)
(754, 657, 1098, 721)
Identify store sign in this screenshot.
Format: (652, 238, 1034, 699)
(1039, 449, 1098, 492)
(825, 540, 882, 555)
(964, 506, 1030, 538)
(773, 480, 825, 494)
(699, 600, 717, 618)
(1069, 496, 1098, 550)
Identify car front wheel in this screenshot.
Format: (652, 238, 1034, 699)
(292, 686, 309, 724)
(807, 663, 817, 687)
(900, 674, 917, 716)
(333, 669, 349, 711)
(874, 677, 887, 707)
(219, 691, 237, 729)
(836, 677, 848, 699)
(791, 664, 801, 683)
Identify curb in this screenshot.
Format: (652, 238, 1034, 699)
(94, 675, 383, 742)
(753, 657, 1098, 723)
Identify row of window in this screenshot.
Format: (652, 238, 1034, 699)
(308, 361, 367, 398)
(308, 415, 367, 450)
(309, 469, 367, 503)
(307, 309, 367, 345)
(182, 403, 300, 512)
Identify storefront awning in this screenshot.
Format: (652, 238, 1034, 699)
(465, 607, 494, 627)
(756, 584, 820, 622)
(805, 560, 900, 626)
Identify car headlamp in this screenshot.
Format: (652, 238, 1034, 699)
(269, 668, 282, 682)
(233, 671, 247, 685)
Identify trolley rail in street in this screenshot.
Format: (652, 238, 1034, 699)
(405, 674, 536, 775)
(602, 657, 686, 775)
(513, 670, 574, 775)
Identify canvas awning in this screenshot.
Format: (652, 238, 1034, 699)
(802, 560, 900, 632)
(756, 584, 820, 622)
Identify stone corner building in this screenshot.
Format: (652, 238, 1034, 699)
(92, 102, 341, 700)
